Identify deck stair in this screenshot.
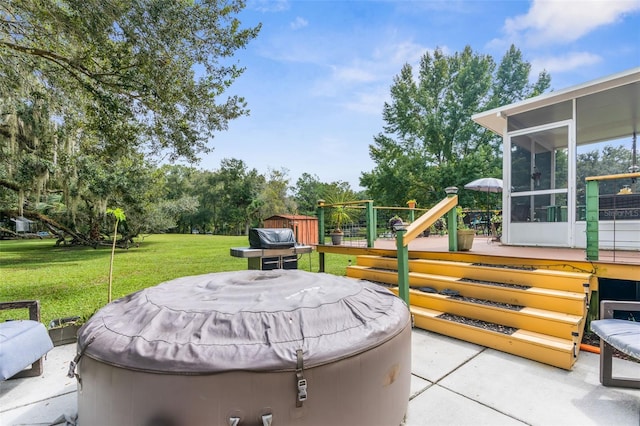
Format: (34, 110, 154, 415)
(346, 255, 594, 370)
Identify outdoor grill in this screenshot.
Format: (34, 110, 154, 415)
(74, 270, 411, 425)
(231, 228, 313, 270)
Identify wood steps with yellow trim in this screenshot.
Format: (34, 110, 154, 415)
(346, 255, 593, 370)
(391, 288, 583, 340)
(354, 255, 593, 293)
(347, 265, 587, 315)
(410, 305, 578, 370)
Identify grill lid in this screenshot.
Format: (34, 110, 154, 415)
(77, 270, 409, 374)
(248, 228, 296, 249)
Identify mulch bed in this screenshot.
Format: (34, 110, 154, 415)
(458, 277, 531, 290)
(448, 294, 523, 311)
(437, 312, 518, 335)
(472, 262, 536, 271)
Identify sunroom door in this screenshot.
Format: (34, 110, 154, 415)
(507, 122, 572, 246)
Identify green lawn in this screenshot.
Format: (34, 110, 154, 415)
(0, 234, 353, 325)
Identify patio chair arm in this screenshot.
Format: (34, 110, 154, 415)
(0, 300, 41, 322)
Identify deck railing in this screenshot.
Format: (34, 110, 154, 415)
(393, 194, 459, 302)
(316, 192, 460, 304)
(585, 172, 640, 261)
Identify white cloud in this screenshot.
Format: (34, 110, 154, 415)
(500, 0, 640, 47)
(249, 0, 289, 13)
(342, 87, 390, 115)
(531, 51, 602, 74)
(308, 39, 437, 115)
(290, 16, 308, 30)
(372, 40, 429, 69)
(333, 66, 377, 84)
(309, 39, 430, 103)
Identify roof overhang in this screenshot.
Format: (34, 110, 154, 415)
(472, 67, 640, 144)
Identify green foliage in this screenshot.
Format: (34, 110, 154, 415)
(1, 0, 260, 162)
(106, 208, 126, 223)
(577, 144, 635, 196)
(0, 236, 353, 325)
(291, 173, 362, 219)
(325, 186, 359, 232)
(106, 207, 126, 302)
(456, 206, 470, 230)
(292, 173, 326, 216)
(255, 168, 296, 224)
(0, 1, 260, 242)
(362, 44, 551, 211)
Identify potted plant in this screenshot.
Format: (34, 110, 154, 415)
(328, 204, 355, 245)
(406, 199, 417, 209)
(48, 316, 82, 346)
(456, 206, 475, 251)
(324, 190, 357, 245)
(490, 211, 502, 242)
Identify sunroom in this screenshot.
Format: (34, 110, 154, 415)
(472, 67, 640, 249)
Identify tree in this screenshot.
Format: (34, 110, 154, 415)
(0, 1, 260, 244)
(577, 144, 635, 198)
(209, 158, 263, 235)
(106, 207, 126, 303)
(154, 165, 202, 233)
(362, 45, 551, 210)
(291, 173, 364, 219)
(292, 173, 327, 216)
(255, 168, 296, 224)
(1, 0, 260, 161)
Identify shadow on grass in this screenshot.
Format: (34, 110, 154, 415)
(0, 239, 161, 268)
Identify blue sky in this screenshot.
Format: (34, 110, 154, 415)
(197, 0, 640, 190)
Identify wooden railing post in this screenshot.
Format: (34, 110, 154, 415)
(365, 200, 375, 248)
(585, 180, 599, 261)
(317, 199, 326, 271)
(445, 187, 458, 251)
(395, 228, 409, 306)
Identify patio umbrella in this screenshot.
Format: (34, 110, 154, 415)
(464, 178, 503, 234)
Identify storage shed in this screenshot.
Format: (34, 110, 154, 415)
(263, 214, 318, 246)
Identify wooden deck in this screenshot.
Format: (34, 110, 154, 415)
(319, 234, 640, 281)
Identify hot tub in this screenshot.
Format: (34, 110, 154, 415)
(74, 270, 411, 426)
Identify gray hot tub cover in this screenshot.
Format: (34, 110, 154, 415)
(77, 269, 410, 374)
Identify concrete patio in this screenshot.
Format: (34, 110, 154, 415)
(1, 328, 638, 426)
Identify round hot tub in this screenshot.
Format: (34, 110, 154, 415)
(75, 270, 411, 426)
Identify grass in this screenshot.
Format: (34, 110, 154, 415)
(0, 234, 354, 325)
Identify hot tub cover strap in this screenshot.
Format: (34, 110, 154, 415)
(77, 270, 410, 374)
(296, 348, 307, 407)
(67, 335, 94, 379)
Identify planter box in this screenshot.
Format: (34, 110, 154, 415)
(457, 229, 475, 251)
(48, 324, 80, 346)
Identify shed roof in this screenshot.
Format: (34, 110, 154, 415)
(472, 67, 640, 145)
(265, 214, 317, 220)
(11, 216, 34, 223)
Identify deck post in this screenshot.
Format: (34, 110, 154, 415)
(585, 181, 599, 261)
(445, 187, 458, 251)
(365, 200, 375, 248)
(395, 228, 409, 306)
(317, 200, 326, 272)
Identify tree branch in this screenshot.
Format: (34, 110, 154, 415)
(0, 41, 144, 96)
(0, 178, 21, 192)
